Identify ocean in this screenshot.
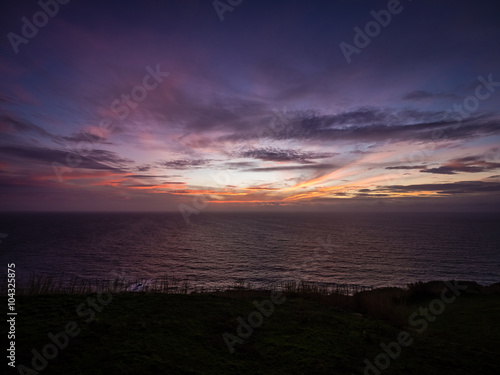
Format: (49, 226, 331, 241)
(0, 212, 499, 289)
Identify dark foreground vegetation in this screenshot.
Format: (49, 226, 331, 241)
(2, 279, 500, 375)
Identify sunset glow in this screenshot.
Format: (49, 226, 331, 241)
(1, 0, 499, 212)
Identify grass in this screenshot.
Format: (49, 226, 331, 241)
(1, 273, 374, 296)
(2, 278, 500, 374)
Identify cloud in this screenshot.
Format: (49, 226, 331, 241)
(2, 101, 115, 154)
(60, 131, 111, 145)
(402, 90, 461, 101)
(245, 163, 336, 172)
(421, 156, 500, 175)
(386, 165, 427, 170)
(123, 182, 185, 187)
(157, 159, 211, 169)
(379, 181, 500, 195)
(324, 107, 394, 126)
(421, 166, 476, 174)
(0, 145, 132, 171)
(85, 149, 133, 168)
(136, 165, 151, 172)
(246, 186, 279, 191)
(224, 161, 258, 169)
(356, 193, 390, 197)
(0, 114, 54, 139)
(238, 147, 336, 163)
(219, 108, 500, 145)
(126, 174, 182, 179)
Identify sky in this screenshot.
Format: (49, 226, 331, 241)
(1, 0, 500, 212)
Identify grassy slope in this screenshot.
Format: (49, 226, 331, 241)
(5, 291, 500, 375)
